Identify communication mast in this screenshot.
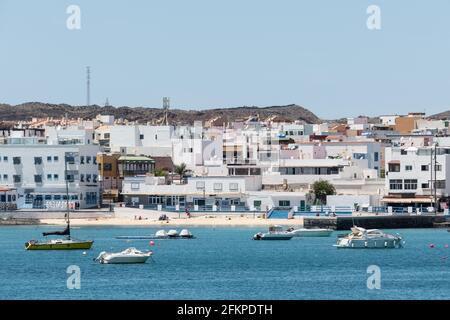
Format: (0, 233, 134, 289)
(86, 66, 91, 107)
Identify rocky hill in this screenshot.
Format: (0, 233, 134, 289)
(429, 110, 450, 120)
(0, 102, 320, 124)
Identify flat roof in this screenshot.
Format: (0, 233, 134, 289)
(118, 155, 154, 162)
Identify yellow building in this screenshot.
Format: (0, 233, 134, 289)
(96, 153, 121, 202)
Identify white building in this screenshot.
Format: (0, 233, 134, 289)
(383, 146, 450, 210)
(0, 141, 100, 209)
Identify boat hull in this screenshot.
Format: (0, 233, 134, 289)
(25, 241, 94, 250)
(100, 256, 151, 264)
(290, 229, 333, 237)
(335, 238, 402, 249)
(253, 233, 293, 240)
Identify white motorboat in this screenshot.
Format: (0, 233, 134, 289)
(180, 229, 194, 238)
(287, 227, 333, 237)
(253, 225, 294, 240)
(334, 226, 403, 249)
(116, 229, 195, 240)
(155, 230, 168, 238)
(95, 247, 153, 264)
(167, 229, 179, 238)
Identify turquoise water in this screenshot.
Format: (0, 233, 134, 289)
(0, 226, 449, 300)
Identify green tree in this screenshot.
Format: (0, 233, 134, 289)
(154, 169, 167, 177)
(311, 180, 336, 205)
(175, 163, 187, 184)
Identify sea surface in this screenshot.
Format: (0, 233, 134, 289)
(0, 226, 449, 300)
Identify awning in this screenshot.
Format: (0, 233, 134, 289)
(381, 197, 434, 204)
(388, 160, 400, 164)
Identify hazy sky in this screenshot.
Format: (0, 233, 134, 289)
(1, 0, 450, 119)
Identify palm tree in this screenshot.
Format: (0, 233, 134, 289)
(175, 163, 187, 184)
(154, 169, 167, 177)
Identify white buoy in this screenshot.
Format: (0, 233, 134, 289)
(82, 251, 87, 255)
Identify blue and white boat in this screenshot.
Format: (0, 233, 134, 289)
(253, 225, 294, 240)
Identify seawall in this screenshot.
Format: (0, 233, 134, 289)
(303, 214, 450, 230)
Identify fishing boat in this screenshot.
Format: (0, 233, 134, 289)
(253, 225, 294, 240)
(94, 247, 152, 264)
(25, 153, 94, 250)
(334, 226, 403, 249)
(287, 227, 333, 237)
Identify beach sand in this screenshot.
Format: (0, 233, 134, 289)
(39, 216, 304, 227)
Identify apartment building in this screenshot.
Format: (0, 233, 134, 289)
(0, 135, 100, 209)
(383, 145, 450, 210)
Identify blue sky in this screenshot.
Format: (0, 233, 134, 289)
(1, 0, 450, 119)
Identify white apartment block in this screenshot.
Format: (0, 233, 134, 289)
(0, 142, 100, 209)
(383, 146, 450, 209)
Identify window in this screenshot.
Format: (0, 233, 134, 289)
(405, 165, 413, 171)
(183, 148, 193, 153)
(389, 179, 403, 190)
(80, 174, 85, 182)
(66, 156, 75, 164)
(104, 163, 112, 171)
(86, 174, 91, 182)
(404, 179, 418, 190)
(86, 156, 91, 164)
(47, 174, 52, 180)
(93, 174, 98, 183)
(435, 164, 442, 171)
(34, 157, 42, 165)
(353, 153, 367, 160)
(279, 200, 291, 207)
(401, 149, 407, 155)
(213, 183, 223, 191)
(131, 183, 140, 190)
(421, 165, 429, 171)
(47, 156, 52, 162)
(13, 157, 21, 165)
(229, 183, 239, 191)
(54, 174, 59, 180)
(3, 156, 7, 161)
(436, 180, 446, 189)
(53, 195, 61, 200)
(196, 181, 205, 190)
(80, 156, 85, 164)
(66, 174, 75, 182)
(44, 195, 52, 201)
(421, 183, 429, 189)
(374, 152, 379, 162)
(34, 175, 42, 183)
(104, 133, 110, 139)
(140, 134, 144, 140)
(93, 157, 97, 165)
(3, 174, 8, 180)
(54, 156, 59, 161)
(388, 163, 400, 172)
(13, 175, 21, 183)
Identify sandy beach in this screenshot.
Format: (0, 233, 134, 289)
(39, 216, 305, 227)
